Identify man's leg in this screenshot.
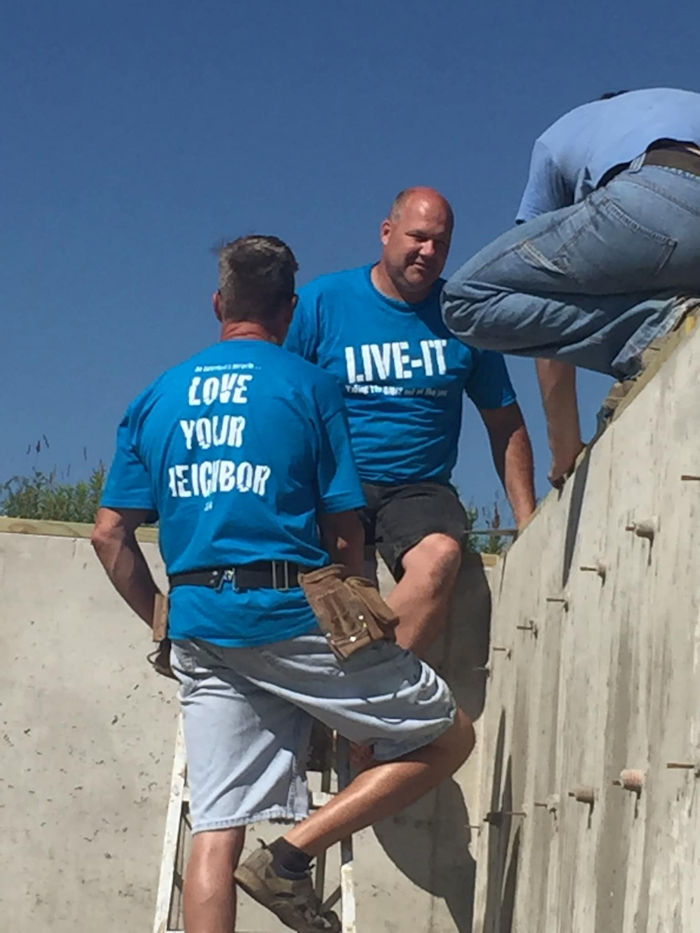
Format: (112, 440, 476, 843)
(234, 636, 473, 929)
(170, 640, 313, 933)
(283, 708, 474, 854)
(373, 483, 468, 656)
(386, 532, 462, 655)
(184, 827, 246, 933)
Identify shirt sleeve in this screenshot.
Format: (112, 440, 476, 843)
(465, 350, 517, 411)
(516, 139, 573, 222)
(284, 286, 320, 362)
(313, 378, 366, 513)
(101, 405, 157, 513)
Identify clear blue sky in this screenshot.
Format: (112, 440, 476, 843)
(2, 1, 698, 516)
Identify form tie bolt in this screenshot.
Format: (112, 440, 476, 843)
(625, 517, 658, 540)
(546, 596, 569, 610)
(516, 621, 537, 634)
(568, 786, 596, 805)
(612, 769, 644, 794)
(491, 646, 511, 659)
(680, 474, 700, 481)
(534, 794, 559, 813)
(580, 561, 607, 581)
(666, 762, 700, 775)
(484, 810, 526, 826)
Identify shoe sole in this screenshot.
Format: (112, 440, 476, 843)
(234, 864, 300, 931)
(235, 861, 340, 933)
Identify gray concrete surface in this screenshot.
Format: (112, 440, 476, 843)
(8, 318, 697, 932)
(0, 528, 178, 930)
(0, 522, 492, 932)
(470, 318, 700, 932)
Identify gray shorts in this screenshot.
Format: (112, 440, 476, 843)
(170, 634, 455, 833)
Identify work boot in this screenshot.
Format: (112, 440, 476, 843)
(234, 843, 340, 932)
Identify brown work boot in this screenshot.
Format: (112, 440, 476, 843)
(234, 843, 340, 932)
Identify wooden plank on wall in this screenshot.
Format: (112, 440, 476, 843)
(0, 515, 159, 543)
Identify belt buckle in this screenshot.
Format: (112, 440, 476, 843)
(217, 568, 237, 592)
(272, 561, 290, 591)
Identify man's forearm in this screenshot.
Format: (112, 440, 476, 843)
(536, 359, 584, 481)
(319, 510, 365, 577)
(482, 404, 537, 528)
(92, 525, 160, 628)
(501, 424, 536, 528)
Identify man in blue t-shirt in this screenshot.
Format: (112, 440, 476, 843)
(92, 235, 474, 933)
(443, 88, 700, 486)
(286, 187, 536, 655)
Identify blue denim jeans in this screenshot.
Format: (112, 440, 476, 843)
(442, 161, 700, 377)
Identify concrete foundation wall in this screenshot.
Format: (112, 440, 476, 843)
(471, 322, 700, 932)
(0, 520, 492, 932)
(4, 321, 698, 932)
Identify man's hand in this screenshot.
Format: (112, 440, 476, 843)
(548, 439, 586, 489)
(147, 638, 176, 680)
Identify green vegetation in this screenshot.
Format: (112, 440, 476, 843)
(465, 500, 510, 555)
(0, 465, 106, 523)
(0, 466, 513, 555)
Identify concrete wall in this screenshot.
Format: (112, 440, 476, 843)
(470, 319, 700, 932)
(0, 518, 493, 932)
(5, 320, 697, 932)
(0, 523, 178, 931)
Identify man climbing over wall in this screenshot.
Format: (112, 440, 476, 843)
(92, 235, 475, 933)
(442, 88, 700, 487)
(285, 187, 536, 655)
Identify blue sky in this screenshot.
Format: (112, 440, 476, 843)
(2, 1, 698, 516)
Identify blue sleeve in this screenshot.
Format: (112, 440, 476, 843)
(101, 406, 157, 513)
(465, 350, 517, 410)
(313, 379, 366, 513)
(516, 139, 572, 222)
(284, 285, 320, 362)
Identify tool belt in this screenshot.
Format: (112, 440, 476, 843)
(168, 560, 303, 592)
(299, 564, 398, 661)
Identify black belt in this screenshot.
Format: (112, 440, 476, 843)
(643, 147, 700, 176)
(169, 561, 303, 592)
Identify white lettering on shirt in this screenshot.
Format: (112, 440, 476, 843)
(344, 340, 448, 384)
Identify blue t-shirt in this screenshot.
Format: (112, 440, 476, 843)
(517, 88, 700, 221)
(102, 339, 365, 646)
(284, 265, 516, 485)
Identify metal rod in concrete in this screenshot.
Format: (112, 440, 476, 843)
(568, 786, 596, 805)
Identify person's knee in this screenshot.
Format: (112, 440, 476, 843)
(401, 533, 462, 584)
(433, 708, 476, 771)
(190, 827, 246, 870)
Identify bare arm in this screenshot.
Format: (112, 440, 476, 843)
(479, 402, 536, 528)
(91, 506, 162, 629)
(318, 509, 365, 577)
(536, 359, 585, 486)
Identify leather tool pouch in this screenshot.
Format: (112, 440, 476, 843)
(299, 564, 398, 660)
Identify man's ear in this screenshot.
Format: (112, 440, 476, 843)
(213, 290, 223, 322)
(380, 218, 392, 246)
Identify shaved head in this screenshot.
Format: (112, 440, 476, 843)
(389, 187, 454, 230)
